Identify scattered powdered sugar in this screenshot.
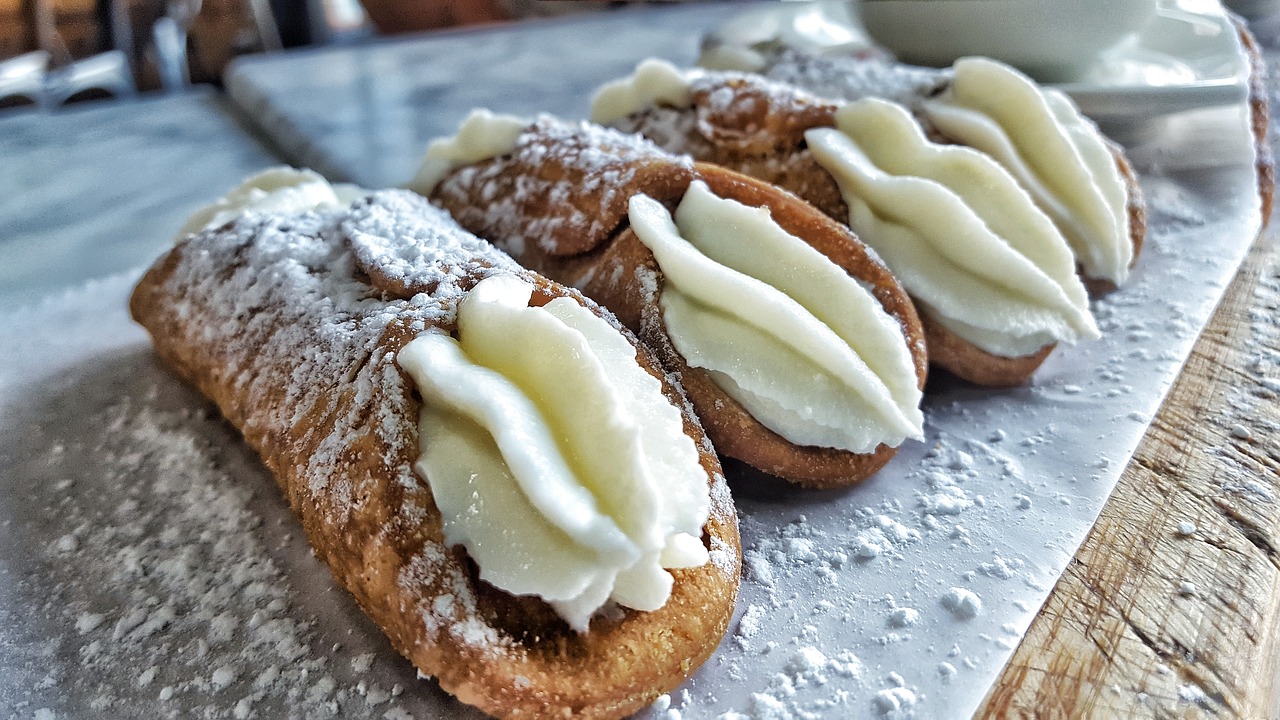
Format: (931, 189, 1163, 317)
(761, 49, 949, 109)
(719, 418, 1045, 717)
(0, 388, 433, 717)
(351, 653, 376, 674)
(887, 608, 919, 629)
(907, 437, 1020, 521)
(1178, 683, 1210, 706)
(431, 115, 694, 259)
(735, 604, 768, 651)
(850, 512, 920, 561)
(872, 686, 918, 718)
(720, 646, 864, 720)
(940, 588, 983, 621)
(742, 515, 842, 588)
(977, 555, 1024, 581)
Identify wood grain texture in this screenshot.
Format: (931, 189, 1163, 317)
(980, 223, 1279, 718)
(980, 17, 1280, 710)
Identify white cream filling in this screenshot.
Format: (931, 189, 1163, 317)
(407, 109, 529, 196)
(398, 275, 709, 632)
(590, 58, 696, 126)
(179, 167, 360, 237)
(806, 99, 1098, 358)
(629, 181, 923, 454)
(921, 57, 1132, 285)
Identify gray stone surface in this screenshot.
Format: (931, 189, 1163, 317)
(0, 89, 280, 309)
(225, 3, 735, 188)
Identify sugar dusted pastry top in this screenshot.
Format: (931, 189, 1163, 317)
(416, 112, 695, 258)
(161, 176, 528, 393)
(709, 49, 948, 108)
(133, 172, 742, 718)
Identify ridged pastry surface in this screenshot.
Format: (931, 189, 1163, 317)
(130, 188, 741, 719)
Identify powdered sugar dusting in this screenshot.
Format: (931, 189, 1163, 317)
(612, 106, 704, 158)
(93, 185, 741, 715)
(609, 65, 836, 155)
(940, 588, 983, 620)
(719, 645, 864, 719)
(0, 375, 441, 717)
(342, 191, 522, 297)
(432, 115, 694, 258)
(761, 49, 949, 109)
(124, 189, 547, 690)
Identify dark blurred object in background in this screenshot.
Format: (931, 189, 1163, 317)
(0, 0, 332, 101)
(356, 0, 506, 32)
(356, 0, 615, 34)
(0, 0, 626, 107)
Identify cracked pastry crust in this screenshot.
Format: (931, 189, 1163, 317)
(129, 189, 741, 719)
(427, 117, 927, 488)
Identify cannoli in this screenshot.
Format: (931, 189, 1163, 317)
(130, 168, 741, 719)
(614, 54, 1147, 287)
(412, 114, 927, 488)
(743, 23, 1274, 233)
(593, 58, 1115, 386)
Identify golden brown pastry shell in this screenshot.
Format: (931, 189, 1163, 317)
(130, 197, 741, 719)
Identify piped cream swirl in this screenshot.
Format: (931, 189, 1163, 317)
(629, 181, 924, 453)
(921, 57, 1132, 285)
(408, 109, 529, 196)
(179, 167, 364, 237)
(591, 58, 696, 125)
(398, 275, 709, 632)
(806, 98, 1099, 357)
(592, 56, 1133, 287)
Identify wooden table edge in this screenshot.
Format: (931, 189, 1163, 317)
(978, 209, 1279, 717)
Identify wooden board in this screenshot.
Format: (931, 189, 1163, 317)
(980, 162, 1280, 717)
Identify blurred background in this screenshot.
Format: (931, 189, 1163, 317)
(4, 0, 1275, 112)
(0, 0, 620, 109)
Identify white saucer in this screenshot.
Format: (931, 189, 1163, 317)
(702, 1, 1251, 124)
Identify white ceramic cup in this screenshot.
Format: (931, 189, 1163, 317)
(857, 0, 1159, 82)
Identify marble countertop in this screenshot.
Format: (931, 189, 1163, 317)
(0, 88, 280, 310)
(224, 2, 735, 189)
